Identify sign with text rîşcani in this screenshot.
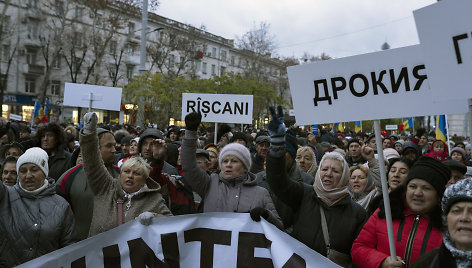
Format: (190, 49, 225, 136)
(17, 213, 339, 268)
(181, 93, 253, 124)
(414, 0, 472, 101)
(287, 45, 467, 125)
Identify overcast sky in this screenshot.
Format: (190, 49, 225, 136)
(156, 0, 436, 60)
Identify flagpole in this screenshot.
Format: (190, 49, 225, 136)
(445, 115, 452, 156)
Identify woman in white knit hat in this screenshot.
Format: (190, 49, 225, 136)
(181, 112, 283, 229)
(0, 147, 75, 267)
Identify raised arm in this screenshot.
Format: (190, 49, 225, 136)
(361, 145, 381, 191)
(79, 112, 115, 195)
(181, 112, 211, 197)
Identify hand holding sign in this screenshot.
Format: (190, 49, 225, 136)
(83, 112, 97, 135)
(185, 112, 202, 132)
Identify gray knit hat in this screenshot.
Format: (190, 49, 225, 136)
(16, 147, 49, 177)
(218, 142, 251, 170)
(442, 177, 472, 215)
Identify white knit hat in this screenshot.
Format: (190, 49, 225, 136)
(218, 143, 252, 170)
(17, 147, 49, 177)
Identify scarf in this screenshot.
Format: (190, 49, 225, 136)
(218, 172, 247, 186)
(313, 152, 350, 207)
(122, 185, 145, 215)
(19, 179, 49, 195)
(444, 230, 472, 268)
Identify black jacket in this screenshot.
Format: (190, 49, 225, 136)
(411, 244, 457, 268)
(266, 153, 367, 256)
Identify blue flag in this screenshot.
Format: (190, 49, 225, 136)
(312, 125, 318, 135)
(33, 100, 41, 116)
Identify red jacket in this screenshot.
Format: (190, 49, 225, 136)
(423, 140, 448, 161)
(351, 208, 443, 268)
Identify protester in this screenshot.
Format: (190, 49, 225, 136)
(295, 146, 318, 178)
(0, 141, 24, 166)
(383, 148, 400, 164)
(181, 112, 283, 229)
(450, 147, 467, 164)
(204, 143, 220, 173)
(80, 113, 172, 237)
(118, 137, 139, 168)
(387, 157, 414, 191)
(57, 128, 121, 241)
(250, 135, 270, 173)
(32, 123, 72, 181)
(394, 139, 404, 154)
(346, 139, 367, 167)
(266, 106, 367, 267)
(352, 156, 450, 267)
(139, 128, 179, 175)
(0, 147, 75, 266)
(1, 156, 18, 186)
(444, 160, 467, 188)
(411, 178, 472, 267)
(348, 145, 381, 210)
(402, 142, 421, 162)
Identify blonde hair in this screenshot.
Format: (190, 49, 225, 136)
(296, 146, 318, 177)
(349, 165, 369, 178)
(121, 157, 151, 178)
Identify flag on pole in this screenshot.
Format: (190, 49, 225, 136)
(312, 124, 318, 135)
(338, 122, 344, 132)
(334, 122, 344, 132)
(436, 115, 447, 142)
(355, 121, 362, 133)
(33, 100, 41, 116)
(44, 97, 51, 115)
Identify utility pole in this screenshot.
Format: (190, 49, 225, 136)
(135, 0, 148, 127)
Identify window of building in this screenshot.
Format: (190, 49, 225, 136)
(110, 40, 117, 55)
(55, 0, 64, 16)
(127, 65, 134, 80)
(194, 60, 201, 72)
(50, 80, 60, 95)
(75, 6, 83, 20)
(202, 62, 207, 74)
(169, 54, 175, 68)
(0, 74, 7, 88)
(52, 56, 61, 68)
(1, 45, 10, 61)
(26, 49, 36, 65)
(1, 16, 10, 34)
(108, 65, 117, 78)
(212, 47, 217, 58)
(221, 50, 226, 62)
(220, 66, 226, 76)
(73, 32, 83, 47)
(180, 56, 185, 66)
(72, 57, 81, 73)
(27, 20, 39, 40)
(231, 55, 235, 65)
(28, 0, 38, 8)
(211, 64, 216, 75)
(126, 43, 135, 56)
(25, 77, 35, 93)
(95, 13, 102, 27)
(128, 22, 135, 36)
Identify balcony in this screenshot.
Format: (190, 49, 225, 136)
(125, 55, 140, 65)
(24, 64, 44, 75)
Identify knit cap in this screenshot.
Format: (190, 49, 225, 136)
(442, 177, 472, 215)
(383, 148, 400, 161)
(16, 147, 49, 177)
(450, 147, 466, 159)
(406, 156, 450, 197)
(218, 142, 251, 170)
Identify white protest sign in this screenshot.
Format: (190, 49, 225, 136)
(18, 213, 338, 268)
(287, 45, 467, 125)
(181, 93, 253, 124)
(9, 113, 22, 121)
(414, 0, 472, 101)
(63, 83, 122, 111)
(385, 125, 398, 130)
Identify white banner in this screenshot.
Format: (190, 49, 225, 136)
(17, 213, 337, 268)
(385, 125, 398, 130)
(287, 45, 467, 125)
(181, 93, 253, 124)
(63, 83, 122, 111)
(414, 0, 472, 101)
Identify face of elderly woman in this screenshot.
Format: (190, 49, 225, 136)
(120, 166, 146, 193)
(296, 151, 314, 173)
(18, 163, 46, 191)
(350, 169, 367, 193)
(406, 179, 439, 214)
(221, 155, 246, 179)
(448, 201, 472, 251)
(319, 159, 343, 190)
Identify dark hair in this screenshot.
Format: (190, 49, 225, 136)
(347, 139, 361, 149)
(33, 123, 66, 149)
(387, 157, 414, 174)
(1, 156, 18, 176)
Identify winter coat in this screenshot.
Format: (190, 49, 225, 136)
(182, 130, 283, 229)
(56, 163, 121, 241)
(48, 146, 72, 181)
(0, 179, 75, 267)
(351, 185, 443, 268)
(411, 244, 457, 268)
(80, 129, 172, 237)
(266, 153, 367, 256)
(345, 155, 367, 167)
(250, 152, 265, 174)
(256, 160, 315, 229)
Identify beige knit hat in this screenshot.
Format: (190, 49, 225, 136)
(16, 147, 49, 177)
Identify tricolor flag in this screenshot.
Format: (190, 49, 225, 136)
(436, 115, 447, 142)
(334, 122, 344, 132)
(355, 121, 362, 133)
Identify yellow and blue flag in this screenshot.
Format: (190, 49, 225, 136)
(402, 117, 414, 130)
(436, 115, 447, 142)
(355, 121, 362, 133)
(334, 122, 344, 132)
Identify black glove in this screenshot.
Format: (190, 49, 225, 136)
(185, 112, 202, 131)
(250, 207, 270, 222)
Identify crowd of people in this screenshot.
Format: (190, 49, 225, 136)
(0, 109, 471, 267)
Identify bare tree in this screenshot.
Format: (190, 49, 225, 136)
(236, 21, 278, 82)
(0, 0, 17, 114)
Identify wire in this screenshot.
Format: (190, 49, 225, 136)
(278, 16, 412, 49)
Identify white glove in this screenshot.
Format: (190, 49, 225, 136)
(82, 112, 97, 135)
(137, 212, 155, 226)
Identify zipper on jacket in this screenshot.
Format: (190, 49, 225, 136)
(403, 215, 420, 267)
